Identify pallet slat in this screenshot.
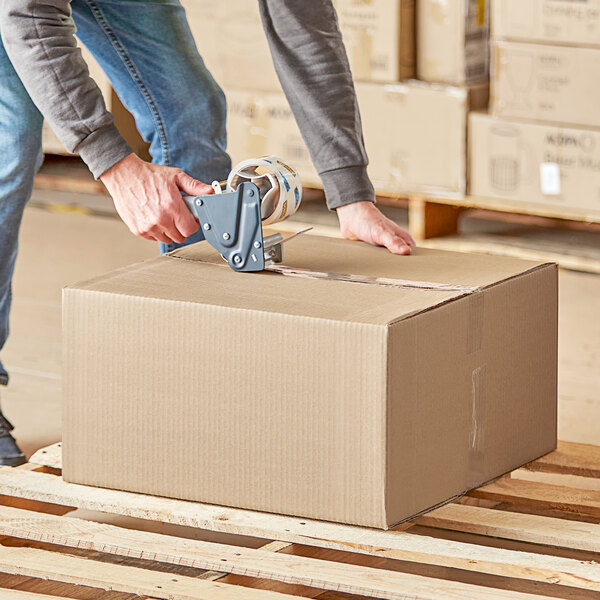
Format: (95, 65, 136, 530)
(0, 545, 296, 600)
(522, 441, 600, 479)
(0, 499, 598, 594)
(416, 503, 600, 552)
(0, 511, 568, 600)
(468, 477, 600, 518)
(0, 591, 90, 600)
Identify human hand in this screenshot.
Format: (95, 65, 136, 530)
(336, 201, 415, 255)
(100, 153, 213, 244)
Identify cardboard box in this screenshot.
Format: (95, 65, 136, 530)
(181, 0, 282, 93)
(225, 88, 321, 187)
(492, 0, 600, 47)
(469, 111, 600, 216)
(183, 1, 415, 91)
(335, 0, 415, 82)
(491, 41, 600, 129)
(63, 235, 558, 529)
(358, 81, 488, 197)
(417, 0, 490, 85)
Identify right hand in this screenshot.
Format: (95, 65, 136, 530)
(100, 153, 214, 244)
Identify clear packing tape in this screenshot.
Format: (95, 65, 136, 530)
(227, 156, 303, 226)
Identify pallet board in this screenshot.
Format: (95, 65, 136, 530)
(0, 442, 598, 599)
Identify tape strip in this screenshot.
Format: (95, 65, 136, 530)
(466, 292, 485, 354)
(267, 264, 481, 293)
(468, 363, 487, 488)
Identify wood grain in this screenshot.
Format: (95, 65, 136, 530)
(468, 477, 600, 518)
(0, 545, 299, 600)
(416, 503, 600, 552)
(0, 522, 567, 600)
(522, 441, 600, 479)
(0, 502, 599, 594)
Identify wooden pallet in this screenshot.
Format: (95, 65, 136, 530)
(0, 441, 598, 599)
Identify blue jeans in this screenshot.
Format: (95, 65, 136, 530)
(0, 0, 231, 386)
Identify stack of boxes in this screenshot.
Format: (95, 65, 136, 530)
(470, 1, 600, 215)
(181, 0, 490, 199)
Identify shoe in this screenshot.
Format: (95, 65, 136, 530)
(0, 408, 26, 467)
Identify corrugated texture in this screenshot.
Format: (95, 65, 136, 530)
(63, 290, 388, 526)
(63, 234, 556, 528)
(385, 263, 558, 525)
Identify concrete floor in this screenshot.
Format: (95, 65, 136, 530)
(2, 200, 599, 459)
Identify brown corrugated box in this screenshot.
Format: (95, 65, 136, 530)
(417, 0, 490, 85)
(335, 0, 415, 82)
(182, 0, 414, 92)
(226, 81, 488, 198)
(469, 111, 600, 216)
(359, 81, 488, 197)
(225, 89, 321, 187)
(492, 0, 600, 47)
(491, 41, 600, 129)
(181, 0, 281, 93)
(63, 235, 557, 529)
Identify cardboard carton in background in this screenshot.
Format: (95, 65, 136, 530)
(225, 89, 321, 187)
(335, 0, 415, 82)
(417, 0, 490, 85)
(358, 81, 488, 198)
(492, 0, 600, 47)
(469, 111, 600, 216)
(183, 0, 415, 92)
(491, 41, 600, 129)
(181, 0, 281, 94)
(63, 234, 557, 529)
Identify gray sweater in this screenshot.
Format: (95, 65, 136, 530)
(0, 0, 374, 209)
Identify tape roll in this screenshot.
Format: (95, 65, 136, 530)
(227, 156, 302, 226)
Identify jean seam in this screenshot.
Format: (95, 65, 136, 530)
(83, 0, 171, 165)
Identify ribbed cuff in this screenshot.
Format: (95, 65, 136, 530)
(75, 124, 134, 179)
(320, 165, 375, 210)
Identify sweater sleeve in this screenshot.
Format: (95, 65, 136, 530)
(258, 0, 375, 210)
(0, 0, 132, 178)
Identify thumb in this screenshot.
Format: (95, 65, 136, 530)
(175, 171, 214, 197)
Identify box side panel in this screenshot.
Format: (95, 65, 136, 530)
(358, 82, 469, 197)
(63, 289, 387, 527)
(418, 0, 489, 85)
(385, 265, 557, 526)
(469, 111, 600, 215)
(491, 42, 600, 129)
(492, 0, 600, 47)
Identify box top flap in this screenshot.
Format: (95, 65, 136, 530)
(67, 232, 551, 325)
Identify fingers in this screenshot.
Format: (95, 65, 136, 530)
(176, 171, 214, 197)
(387, 220, 416, 247)
(378, 228, 411, 255)
(172, 195, 201, 239)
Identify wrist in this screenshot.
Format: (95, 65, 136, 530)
(99, 152, 137, 183)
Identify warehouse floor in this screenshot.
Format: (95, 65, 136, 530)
(2, 191, 599, 460)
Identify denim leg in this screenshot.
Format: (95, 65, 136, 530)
(71, 0, 232, 253)
(0, 39, 44, 386)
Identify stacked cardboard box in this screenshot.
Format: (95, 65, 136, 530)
(182, 0, 491, 199)
(417, 0, 490, 85)
(470, 1, 600, 215)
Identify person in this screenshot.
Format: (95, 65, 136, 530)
(0, 0, 416, 465)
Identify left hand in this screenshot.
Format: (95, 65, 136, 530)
(336, 201, 415, 255)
